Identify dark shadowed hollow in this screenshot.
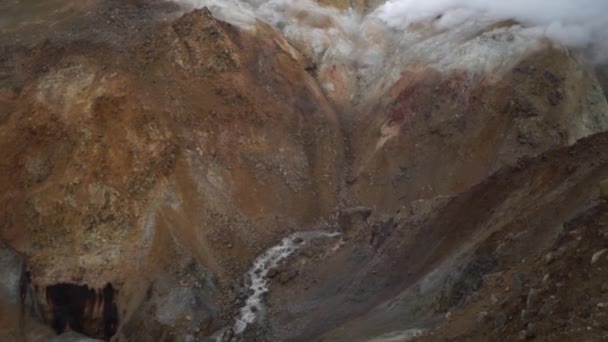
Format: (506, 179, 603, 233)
(45, 283, 118, 340)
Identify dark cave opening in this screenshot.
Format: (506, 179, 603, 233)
(45, 283, 118, 340)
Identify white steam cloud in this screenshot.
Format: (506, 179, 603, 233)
(172, 0, 608, 61)
(170, 0, 608, 104)
(379, 0, 608, 60)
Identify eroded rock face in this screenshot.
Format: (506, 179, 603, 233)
(116, 258, 218, 341)
(266, 132, 608, 342)
(0, 6, 343, 340)
(0, 240, 28, 340)
(0, 241, 55, 342)
(1, 1, 608, 341)
(349, 48, 608, 211)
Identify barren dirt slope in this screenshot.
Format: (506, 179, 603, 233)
(0, 1, 607, 342)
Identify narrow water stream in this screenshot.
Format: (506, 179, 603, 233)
(232, 230, 341, 335)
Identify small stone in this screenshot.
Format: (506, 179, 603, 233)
(476, 311, 489, 325)
(526, 289, 541, 310)
(483, 272, 504, 284)
(338, 206, 372, 232)
(513, 273, 527, 289)
(579, 304, 593, 319)
(591, 249, 607, 265)
(278, 269, 298, 284)
(525, 323, 536, 339)
(519, 330, 527, 340)
(491, 293, 499, 305)
(293, 237, 304, 244)
(539, 298, 559, 317)
(495, 312, 507, 328)
(222, 328, 234, 342)
(521, 309, 537, 322)
(544, 252, 554, 264)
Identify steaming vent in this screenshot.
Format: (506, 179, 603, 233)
(45, 283, 118, 340)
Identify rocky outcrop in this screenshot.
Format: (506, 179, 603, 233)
(1, 1, 608, 341)
(422, 201, 608, 341)
(0, 241, 55, 342)
(266, 131, 608, 342)
(348, 48, 608, 211)
(0, 5, 343, 340)
(0, 240, 29, 341)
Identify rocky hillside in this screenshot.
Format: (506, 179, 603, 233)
(0, 1, 607, 341)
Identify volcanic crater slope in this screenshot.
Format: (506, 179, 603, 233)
(0, 1, 608, 342)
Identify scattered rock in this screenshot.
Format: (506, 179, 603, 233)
(491, 293, 499, 305)
(483, 272, 504, 284)
(526, 288, 541, 311)
(468, 291, 480, 303)
(495, 312, 507, 328)
(370, 217, 397, 248)
(591, 249, 607, 265)
(518, 330, 527, 340)
(476, 311, 489, 325)
(278, 269, 298, 285)
(539, 298, 558, 317)
(579, 303, 594, 319)
(521, 309, 537, 322)
(513, 273, 527, 290)
(338, 207, 372, 232)
(519, 323, 536, 340)
(222, 328, 234, 342)
(267, 269, 279, 279)
(544, 252, 554, 264)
